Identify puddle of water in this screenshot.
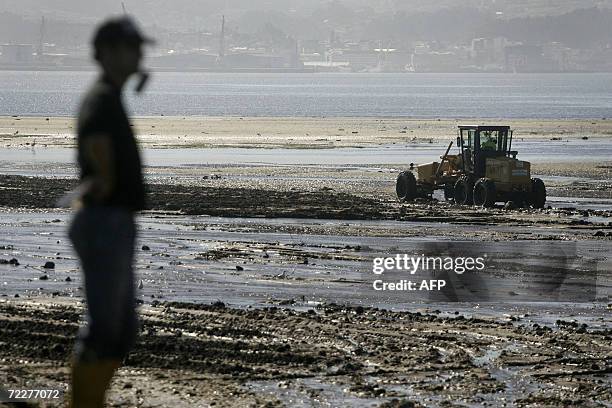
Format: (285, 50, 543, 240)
(547, 196, 612, 211)
(1, 139, 611, 169)
(0, 210, 609, 328)
(245, 378, 384, 408)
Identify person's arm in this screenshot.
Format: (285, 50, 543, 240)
(83, 134, 115, 201)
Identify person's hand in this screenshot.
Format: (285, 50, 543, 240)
(86, 177, 113, 202)
(56, 179, 93, 209)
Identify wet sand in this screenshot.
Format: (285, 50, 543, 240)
(0, 205, 610, 406)
(1, 299, 610, 407)
(0, 116, 611, 407)
(0, 173, 610, 224)
(2, 116, 612, 148)
(0, 209, 608, 306)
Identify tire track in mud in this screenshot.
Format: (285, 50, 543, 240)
(0, 301, 610, 407)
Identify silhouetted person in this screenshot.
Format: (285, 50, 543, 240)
(68, 16, 153, 407)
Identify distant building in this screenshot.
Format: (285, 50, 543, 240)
(303, 60, 350, 72)
(224, 53, 284, 69)
(224, 50, 303, 70)
(149, 51, 218, 70)
(504, 44, 555, 72)
(300, 52, 324, 63)
(0, 44, 35, 64)
(299, 39, 326, 55)
(542, 42, 571, 71)
(574, 46, 612, 72)
(318, 48, 412, 72)
(337, 50, 380, 71)
(470, 37, 507, 68)
(377, 50, 413, 72)
(412, 51, 458, 72)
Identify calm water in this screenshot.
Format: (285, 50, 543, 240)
(2, 139, 611, 168)
(1, 71, 612, 118)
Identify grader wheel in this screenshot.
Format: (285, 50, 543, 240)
(530, 178, 546, 209)
(454, 176, 474, 205)
(473, 178, 496, 208)
(396, 171, 417, 202)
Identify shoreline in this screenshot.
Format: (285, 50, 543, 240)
(1, 116, 611, 149)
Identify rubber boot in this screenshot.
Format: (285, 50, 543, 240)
(69, 359, 121, 408)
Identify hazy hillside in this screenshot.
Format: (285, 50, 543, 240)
(0, 0, 610, 49)
(2, 0, 611, 30)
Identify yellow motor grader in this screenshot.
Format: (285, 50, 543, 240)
(396, 125, 546, 208)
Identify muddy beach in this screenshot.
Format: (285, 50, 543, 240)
(1, 300, 611, 407)
(0, 116, 611, 407)
(0, 172, 611, 230)
(0, 201, 610, 407)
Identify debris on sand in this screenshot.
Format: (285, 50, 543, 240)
(504, 201, 517, 210)
(211, 300, 226, 308)
(378, 399, 419, 408)
(43, 261, 55, 269)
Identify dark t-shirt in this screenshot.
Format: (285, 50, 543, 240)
(77, 75, 145, 211)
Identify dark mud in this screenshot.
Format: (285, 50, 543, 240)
(0, 174, 384, 220)
(0, 174, 610, 229)
(0, 300, 610, 407)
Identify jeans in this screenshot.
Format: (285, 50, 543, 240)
(68, 206, 138, 362)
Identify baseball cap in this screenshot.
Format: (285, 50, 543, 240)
(93, 17, 155, 50)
